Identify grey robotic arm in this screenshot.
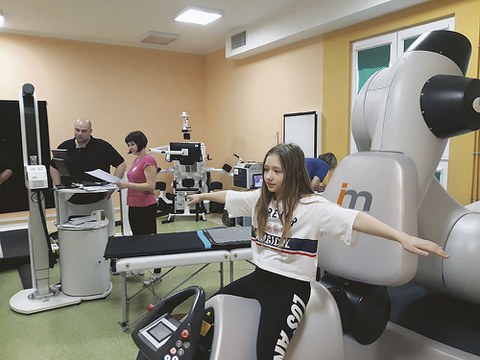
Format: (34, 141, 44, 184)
(351, 29, 480, 304)
(352, 30, 480, 205)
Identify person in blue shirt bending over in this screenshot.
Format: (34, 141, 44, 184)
(305, 152, 337, 192)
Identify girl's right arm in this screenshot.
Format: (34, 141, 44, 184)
(186, 190, 228, 205)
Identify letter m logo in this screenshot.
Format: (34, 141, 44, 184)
(337, 182, 372, 211)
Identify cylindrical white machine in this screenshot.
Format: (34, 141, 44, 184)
(57, 219, 111, 298)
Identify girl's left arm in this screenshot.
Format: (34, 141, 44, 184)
(353, 212, 450, 259)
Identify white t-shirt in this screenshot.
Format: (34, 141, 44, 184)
(225, 189, 360, 282)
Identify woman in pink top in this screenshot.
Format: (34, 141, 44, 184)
(116, 131, 158, 235)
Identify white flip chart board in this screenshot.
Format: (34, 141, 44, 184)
(283, 111, 318, 158)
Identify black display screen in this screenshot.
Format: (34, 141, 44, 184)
(253, 173, 263, 188)
(147, 321, 173, 343)
(140, 315, 180, 349)
(169, 142, 202, 165)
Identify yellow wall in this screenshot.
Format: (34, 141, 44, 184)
(204, 37, 324, 180)
(322, 0, 480, 205)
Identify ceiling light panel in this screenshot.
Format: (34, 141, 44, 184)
(174, 5, 223, 25)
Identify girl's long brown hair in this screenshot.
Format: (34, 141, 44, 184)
(255, 143, 314, 245)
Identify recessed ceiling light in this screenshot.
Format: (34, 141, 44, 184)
(174, 5, 223, 25)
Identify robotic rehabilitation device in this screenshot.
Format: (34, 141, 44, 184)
(132, 29, 480, 360)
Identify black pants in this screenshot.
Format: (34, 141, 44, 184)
(128, 204, 157, 235)
(215, 267, 311, 360)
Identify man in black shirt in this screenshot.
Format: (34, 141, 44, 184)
(50, 118, 126, 186)
(50, 118, 127, 236)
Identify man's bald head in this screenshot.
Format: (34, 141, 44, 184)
(74, 118, 93, 147)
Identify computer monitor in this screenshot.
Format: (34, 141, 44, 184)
(51, 149, 73, 179)
(51, 148, 68, 160)
(253, 173, 263, 188)
(169, 142, 203, 165)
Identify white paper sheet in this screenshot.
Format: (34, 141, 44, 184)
(85, 169, 122, 183)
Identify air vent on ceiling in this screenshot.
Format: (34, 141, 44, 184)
(231, 31, 247, 50)
(140, 31, 180, 46)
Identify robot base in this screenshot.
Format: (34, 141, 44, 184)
(9, 288, 80, 314)
(9, 283, 112, 314)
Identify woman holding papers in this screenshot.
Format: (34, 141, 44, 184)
(115, 130, 158, 236)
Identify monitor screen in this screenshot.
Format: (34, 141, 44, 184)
(139, 315, 180, 349)
(51, 148, 68, 160)
(147, 321, 173, 344)
(51, 149, 72, 178)
(169, 142, 202, 165)
(253, 174, 263, 188)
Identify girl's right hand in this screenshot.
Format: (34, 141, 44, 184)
(186, 194, 201, 205)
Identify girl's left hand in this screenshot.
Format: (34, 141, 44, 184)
(402, 235, 450, 259)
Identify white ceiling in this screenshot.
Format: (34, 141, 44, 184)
(0, 0, 427, 57)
